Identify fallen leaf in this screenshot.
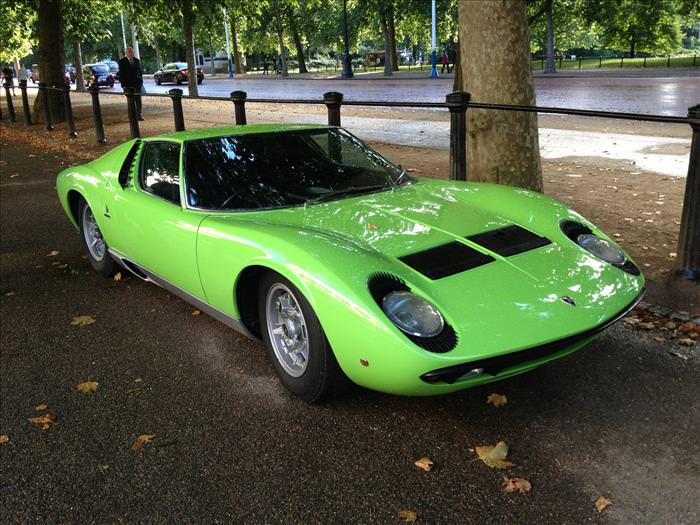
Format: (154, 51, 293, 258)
(71, 315, 95, 326)
(678, 338, 696, 347)
(35, 403, 48, 411)
(397, 510, 417, 522)
(487, 393, 507, 407)
(56, 264, 68, 269)
(98, 464, 109, 472)
(670, 351, 689, 361)
(502, 476, 532, 494)
(636, 322, 655, 330)
(0, 435, 9, 445)
(595, 496, 612, 513)
(76, 381, 99, 394)
(414, 457, 433, 472)
(113, 272, 122, 281)
(47, 250, 60, 257)
(191, 309, 201, 316)
(4, 291, 15, 296)
(28, 412, 56, 431)
(475, 441, 515, 469)
(131, 434, 156, 451)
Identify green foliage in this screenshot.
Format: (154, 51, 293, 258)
(0, 1, 36, 62)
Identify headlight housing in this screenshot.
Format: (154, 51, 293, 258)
(576, 233, 626, 265)
(382, 291, 444, 337)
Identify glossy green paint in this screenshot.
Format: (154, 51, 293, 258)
(57, 124, 644, 396)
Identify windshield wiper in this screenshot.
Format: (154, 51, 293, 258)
(307, 184, 389, 204)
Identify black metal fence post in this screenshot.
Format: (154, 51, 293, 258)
(667, 55, 671, 67)
(323, 91, 343, 126)
(676, 104, 700, 281)
(18, 79, 32, 125)
(599, 56, 602, 68)
(38, 82, 53, 130)
(620, 56, 624, 68)
(61, 83, 78, 137)
(89, 84, 106, 144)
(125, 87, 140, 139)
(231, 90, 247, 125)
(446, 91, 470, 181)
(4, 81, 16, 122)
(578, 57, 582, 69)
(168, 88, 185, 131)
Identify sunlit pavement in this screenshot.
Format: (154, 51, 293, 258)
(1, 136, 698, 524)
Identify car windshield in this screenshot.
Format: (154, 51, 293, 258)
(184, 128, 409, 210)
(92, 64, 109, 74)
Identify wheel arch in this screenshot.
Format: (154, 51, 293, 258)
(66, 189, 86, 229)
(234, 265, 270, 339)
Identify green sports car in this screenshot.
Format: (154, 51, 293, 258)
(57, 124, 644, 402)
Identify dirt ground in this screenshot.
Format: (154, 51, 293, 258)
(1, 91, 696, 310)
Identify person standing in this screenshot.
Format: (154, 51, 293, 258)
(2, 64, 16, 96)
(440, 50, 449, 74)
(118, 47, 144, 120)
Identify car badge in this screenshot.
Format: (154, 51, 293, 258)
(560, 295, 576, 307)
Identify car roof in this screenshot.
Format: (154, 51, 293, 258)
(152, 123, 333, 142)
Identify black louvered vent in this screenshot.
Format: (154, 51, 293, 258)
(398, 242, 494, 280)
(468, 225, 551, 257)
(367, 273, 458, 353)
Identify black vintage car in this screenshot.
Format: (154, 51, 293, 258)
(83, 63, 114, 88)
(154, 62, 204, 85)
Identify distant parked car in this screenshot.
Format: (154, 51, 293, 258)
(103, 60, 119, 82)
(154, 62, 204, 85)
(83, 63, 114, 88)
(65, 65, 76, 84)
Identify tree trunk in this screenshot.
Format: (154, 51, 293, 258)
(287, 10, 307, 73)
(458, 0, 542, 191)
(208, 34, 215, 75)
(630, 37, 636, 58)
(73, 40, 85, 92)
(231, 13, 244, 73)
(182, 0, 198, 96)
(153, 40, 162, 70)
(387, 3, 399, 71)
(380, 12, 393, 76)
(277, 25, 288, 76)
(544, 0, 555, 73)
(452, 37, 461, 91)
(33, 0, 66, 123)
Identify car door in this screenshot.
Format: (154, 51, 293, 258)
(107, 140, 208, 301)
(164, 64, 176, 82)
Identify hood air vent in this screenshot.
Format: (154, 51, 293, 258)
(399, 242, 494, 280)
(467, 225, 551, 257)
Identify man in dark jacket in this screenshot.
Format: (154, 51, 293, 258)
(118, 47, 144, 120)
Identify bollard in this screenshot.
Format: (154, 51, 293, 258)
(231, 90, 247, 125)
(38, 82, 53, 130)
(125, 88, 140, 139)
(323, 91, 343, 126)
(643, 56, 647, 67)
(169, 88, 185, 131)
(667, 55, 671, 67)
(4, 81, 16, 122)
(89, 84, 106, 144)
(578, 57, 582, 69)
(599, 56, 602, 68)
(446, 91, 470, 182)
(620, 57, 624, 68)
(675, 105, 700, 281)
(61, 83, 78, 138)
(19, 79, 32, 125)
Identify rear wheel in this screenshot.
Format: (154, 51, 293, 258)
(258, 272, 349, 402)
(79, 198, 116, 277)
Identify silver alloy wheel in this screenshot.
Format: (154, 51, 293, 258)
(265, 283, 309, 377)
(82, 205, 106, 262)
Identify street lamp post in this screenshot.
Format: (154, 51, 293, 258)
(223, 7, 234, 79)
(430, 0, 438, 78)
(342, 0, 354, 78)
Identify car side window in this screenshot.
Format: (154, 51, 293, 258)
(140, 142, 181, 205)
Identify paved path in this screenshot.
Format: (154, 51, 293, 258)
(1, 134, 699, 525)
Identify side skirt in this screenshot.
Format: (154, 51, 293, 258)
(109, 248, 260, 342)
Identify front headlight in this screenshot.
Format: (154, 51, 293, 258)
(382, 291, 444, 337)
(577, 233, 626, 265)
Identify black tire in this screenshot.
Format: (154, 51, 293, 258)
(78, 198, 117, 277)
(155, 76, 161, 85)
(176, 74, 182, 85)
(258, 272, 349, 403)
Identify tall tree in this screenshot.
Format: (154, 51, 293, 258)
(379, 4, 393, 76)
(181, 0, 198, 95)
(34, 0, 66, 122)
(458, 0, 542, 191)
(286, 6, 307, 73)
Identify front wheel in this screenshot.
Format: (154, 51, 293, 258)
(79, 198, 116, 277)
(176, 75, 182, 85)
(258, 273, 349, 402)
(155, 76, 161, 85)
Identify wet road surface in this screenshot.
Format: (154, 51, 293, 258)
(1, 134, 699, 524)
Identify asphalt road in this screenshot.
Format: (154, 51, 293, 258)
(1, 138, 699, 524)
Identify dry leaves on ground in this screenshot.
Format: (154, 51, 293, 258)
(502, 476, 532, 494)
(71, 315, 96, 326)
(191, 309, 201, 316)
(414, 457, 434, 472)
(47, 250, 59, 257)
(475, 441, 515, 469)
(35, 403, 48, 411)
(595, 496, 612, 513)
(131, 434, 156, 451)
(0, 435, 9, 445)
(397, 510, 417, 522)
(113, 272, 122, 281)
(76, 381, 99, 394)
(28, 412, 56, 431)
(487, 393, 508, 407)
